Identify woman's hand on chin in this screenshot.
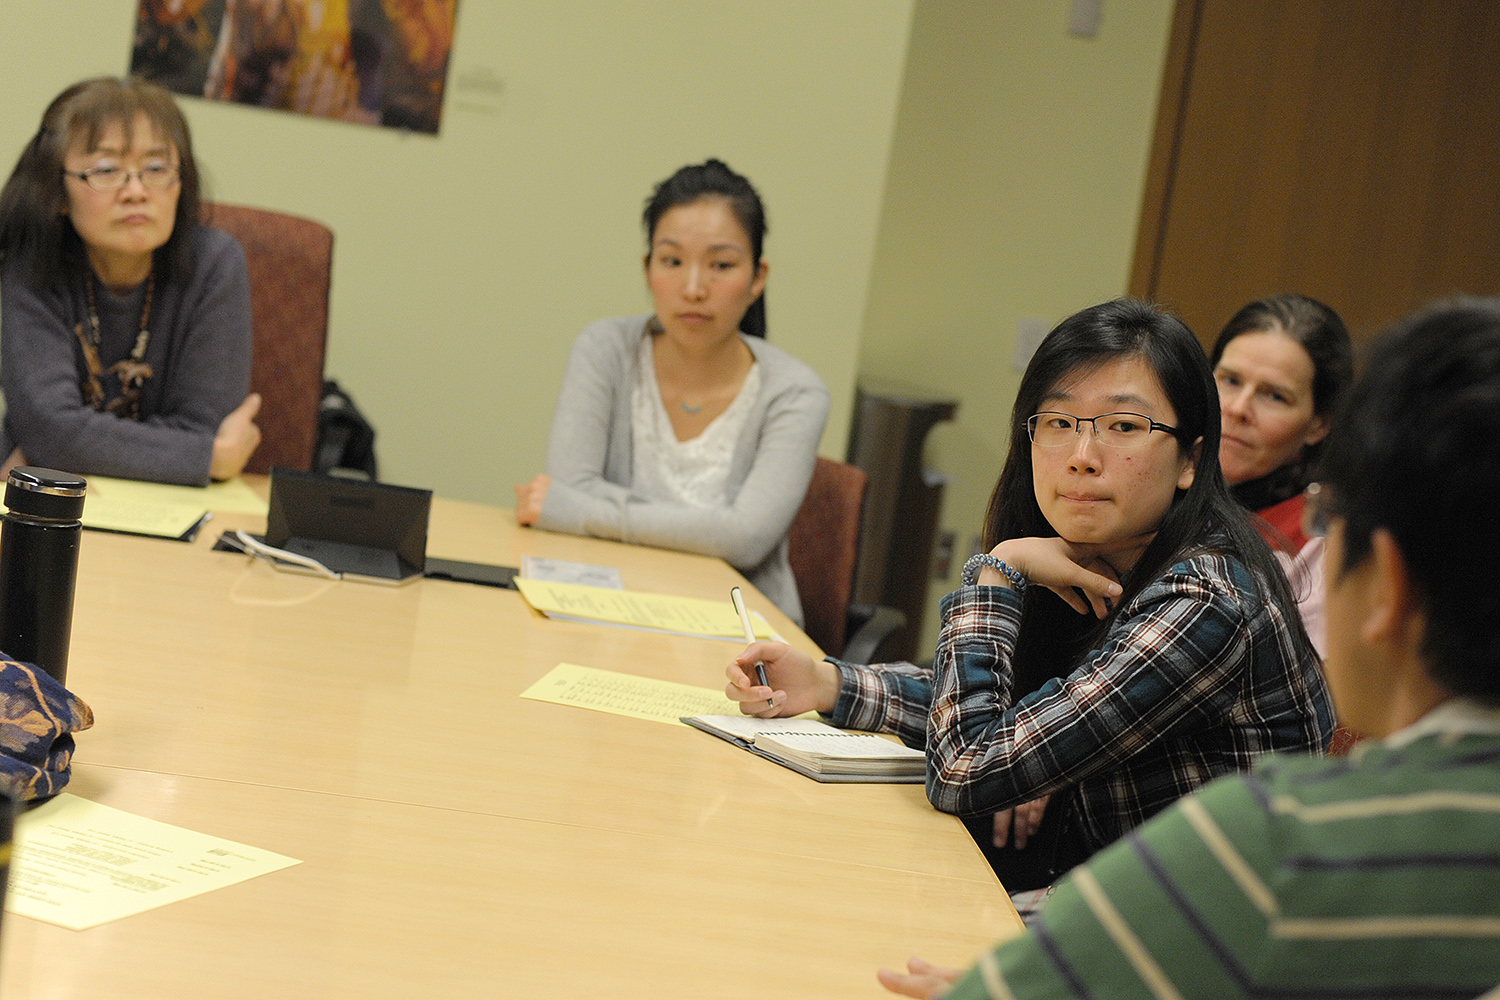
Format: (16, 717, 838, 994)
(988, 536, 1132, 618)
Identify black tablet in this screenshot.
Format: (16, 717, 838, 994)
(423, 557, 518, 589)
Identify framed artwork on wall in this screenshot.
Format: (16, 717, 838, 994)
(130, 0, 458, 135)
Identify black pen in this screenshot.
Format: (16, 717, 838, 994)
(730, 586, 773, 709)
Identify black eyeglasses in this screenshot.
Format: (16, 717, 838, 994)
(1027, 411, 1179, 450)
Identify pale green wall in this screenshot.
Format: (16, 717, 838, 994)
(1, 1, 1180, 650)
(0, 1, 915, 502)
(859, 0, 1175, 651)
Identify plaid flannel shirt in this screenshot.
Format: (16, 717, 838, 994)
(829, 551, 1333, 854)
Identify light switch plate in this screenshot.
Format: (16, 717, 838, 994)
(1068, 0, 1103, 38)
(1012, 316, 1052, 373)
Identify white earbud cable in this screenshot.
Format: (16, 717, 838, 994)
(233, 530, 341, 580)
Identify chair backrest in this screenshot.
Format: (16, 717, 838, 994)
(787, 457, 868, 657)
(205, 203, 332, 474)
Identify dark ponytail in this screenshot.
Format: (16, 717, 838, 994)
(643, 158, 768, 338)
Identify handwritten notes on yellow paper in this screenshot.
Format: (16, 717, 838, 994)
(80, 475, 269, 539)
(7, 794, 300, 930)
(514, 579, 777, 641)
(520, 663, 741, 726)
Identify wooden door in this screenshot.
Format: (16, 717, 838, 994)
(1130, 0, 1500, 346)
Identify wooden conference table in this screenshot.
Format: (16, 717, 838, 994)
(0, 488, 1020, 998)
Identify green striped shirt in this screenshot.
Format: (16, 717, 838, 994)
(946, 700, 1500, 1000)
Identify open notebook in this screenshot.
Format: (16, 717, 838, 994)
(683, 714, 925, 783)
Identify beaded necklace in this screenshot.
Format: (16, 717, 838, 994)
(75, 270, 155, 420)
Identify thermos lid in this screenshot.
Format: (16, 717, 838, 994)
(5, 467, 87, 521)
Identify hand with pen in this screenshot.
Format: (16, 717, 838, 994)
(725, 641, 840, 719)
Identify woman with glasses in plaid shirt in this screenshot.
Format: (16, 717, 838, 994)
(0, 77, 259, 486)
(727, 299, 1333, 892)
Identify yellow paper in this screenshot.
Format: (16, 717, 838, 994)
(78, 475, 268, 539)
(519, 662, 740, 726)
(6, 794, 300, 930)
(515, 579, 777, 641)
(85, 474, 269, 516)
(81, 495, 208, 539)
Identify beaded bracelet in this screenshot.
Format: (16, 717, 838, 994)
(962, 553, 1027, 591)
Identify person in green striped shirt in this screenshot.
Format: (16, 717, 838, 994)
(882, 298, 1500, 1000)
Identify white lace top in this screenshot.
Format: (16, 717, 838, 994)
(630, 334, 762, 509)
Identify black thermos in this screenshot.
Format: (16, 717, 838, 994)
(0, 467, 87, 686)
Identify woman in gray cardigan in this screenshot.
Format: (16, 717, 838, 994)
(515, 160, 828, 624)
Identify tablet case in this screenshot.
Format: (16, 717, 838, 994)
(264, 468, 432, 585)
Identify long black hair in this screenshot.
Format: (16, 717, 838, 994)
(983, 299, 1312, 696)
(642, 158, 767, 338)
(0, 77, 203, 289)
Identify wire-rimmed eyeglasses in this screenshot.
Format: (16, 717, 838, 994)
(1027, 411, 1179, 450)
(62, 163, 179, 192)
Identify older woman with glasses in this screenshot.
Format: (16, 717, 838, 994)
(726, 300, 1332, 897)
(0, 77, 260, 486)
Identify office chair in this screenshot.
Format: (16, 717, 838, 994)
(205, 203, 333, 474)
(786, 457, 905, 662)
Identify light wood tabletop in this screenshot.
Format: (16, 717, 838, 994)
(0, 490, 1021, 998)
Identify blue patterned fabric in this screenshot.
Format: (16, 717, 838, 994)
(0, 655, 94, 800)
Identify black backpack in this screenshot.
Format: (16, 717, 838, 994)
(314, 380, 378, 480)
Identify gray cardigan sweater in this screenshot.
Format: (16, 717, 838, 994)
(0, 225, 252, 486)
(538, 315, 830, 624)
